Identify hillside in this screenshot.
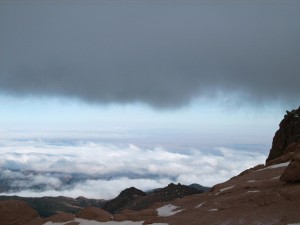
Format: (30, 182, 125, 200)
(0, 195, 105, 217)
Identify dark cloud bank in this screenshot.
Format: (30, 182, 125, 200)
(0, 0, 299, 108)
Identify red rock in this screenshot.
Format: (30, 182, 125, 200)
(283, 142, 300, 155)
(75, 206, 112, 222)
(267, 151, 295, 166)
(266, 108, 300, 163)
(0, 200, 39, 225)
(142, 161, 300, 225)
(280, 154, 300, 182)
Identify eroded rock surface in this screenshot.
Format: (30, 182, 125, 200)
(267, 107, 300, 163)
(281, 154, 300, 182)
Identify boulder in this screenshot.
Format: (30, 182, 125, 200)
(280, 154, 300, 182)
(0, 200, 39, 225)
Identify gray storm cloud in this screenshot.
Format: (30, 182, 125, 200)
(0, 0, 299, 107)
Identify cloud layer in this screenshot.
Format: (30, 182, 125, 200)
(0, 135, 266, 199)
(0, 1, 299, 107)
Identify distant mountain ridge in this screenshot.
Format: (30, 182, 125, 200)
(0, 182, 205, 217)
(102, 183, 203, 214)
(188, 183, 210, 192)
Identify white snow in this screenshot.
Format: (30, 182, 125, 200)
(208, 209, 218, 212)
(156, 204, 184, 217)
(268, 161, 290, 169)
(287, 223, 300, 225)
(247, 190, 260, 193)
(145, 223, 168, 225)
(195, 202, 206, 208)
(271, 176, 281, 180)
(43, 219, 168, 225)
(215, 185, 235, 195)
(246, 180, 257, 183)
(257, 162, 290, 171)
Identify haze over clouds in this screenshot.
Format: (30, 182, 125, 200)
(0, 0, 299, 108)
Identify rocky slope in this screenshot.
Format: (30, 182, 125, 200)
(1, 108, 300, 225)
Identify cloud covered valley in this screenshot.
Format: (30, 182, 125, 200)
(0, 129, 267, 199)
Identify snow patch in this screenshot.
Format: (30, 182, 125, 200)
(208, 208, 218, 212)
(268, 162, 290, 169)
(247, 190, 260, 193)
(215, 185, 235, 195)
(287, 223, 300, 225)
(157, 204, 184, 217)
(271, 176, 281, 180)
(195, 202, 206, 208)
(246, 180, 257, 183)
(257, 162, 290, 171)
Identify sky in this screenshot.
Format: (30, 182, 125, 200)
(0, 0, 300, 199)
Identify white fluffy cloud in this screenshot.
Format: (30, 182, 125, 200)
(0, 134, 267, 199)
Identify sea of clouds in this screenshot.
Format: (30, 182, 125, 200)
(0, 129, 267, 199)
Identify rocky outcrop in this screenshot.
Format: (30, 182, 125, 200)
(102, 187, 146, 214)
(266, 107, 300, 163)
(266, 107, 300, 183)
(152, 183, 203, 201)
(280, 154, 300, 182)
